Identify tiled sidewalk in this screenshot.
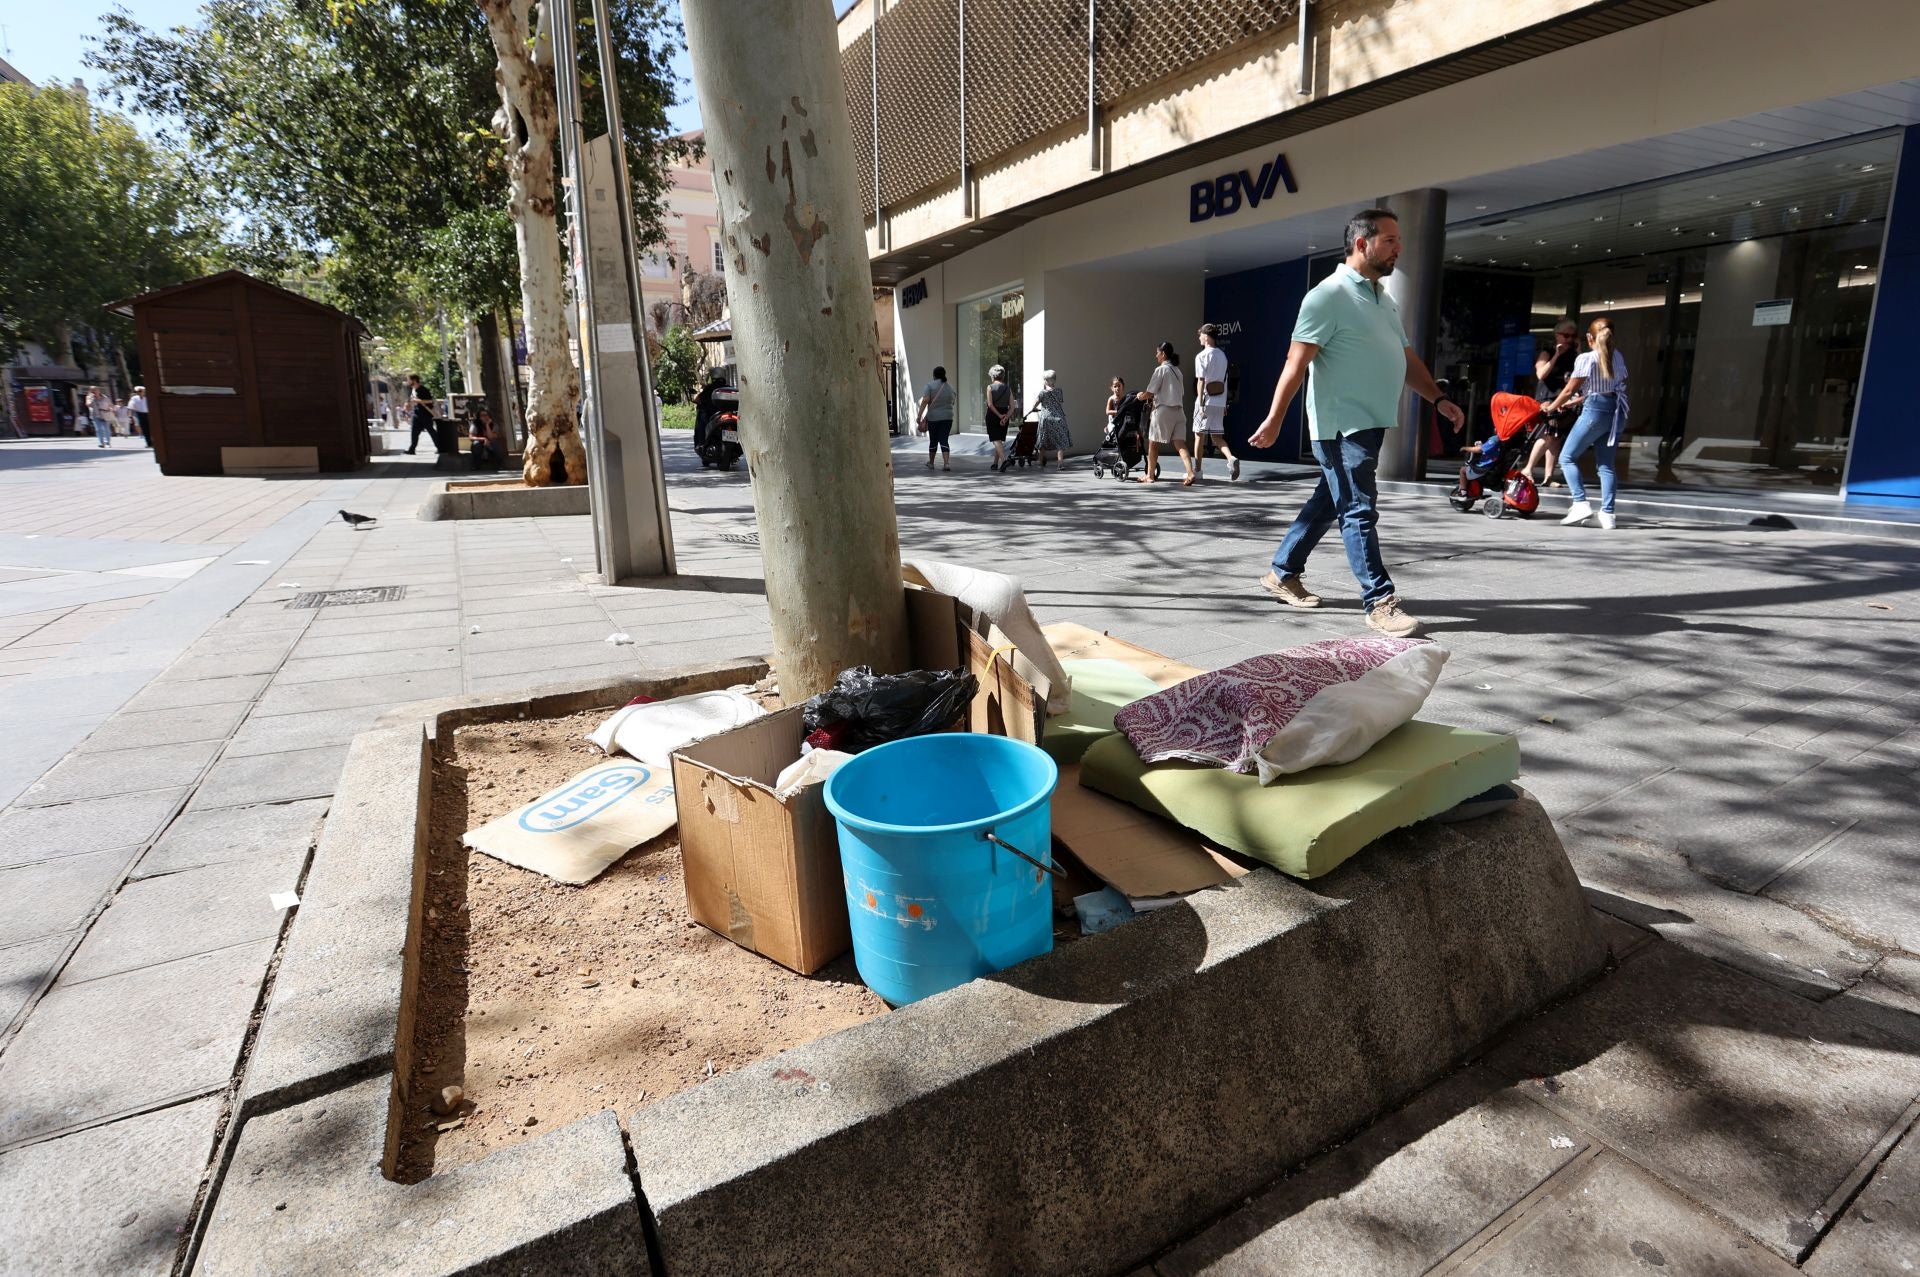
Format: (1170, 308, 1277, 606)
(0, 433, 1917, 1272)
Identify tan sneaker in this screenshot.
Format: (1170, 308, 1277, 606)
(1260, 571, 1321, 608)
(1365, 595, 1421, 637)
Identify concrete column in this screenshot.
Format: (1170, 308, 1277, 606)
(1379, 187, 1447, 481)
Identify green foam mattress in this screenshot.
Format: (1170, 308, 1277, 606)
(1078, 720, 1520, 879)
(1040, 658, 1168, 764)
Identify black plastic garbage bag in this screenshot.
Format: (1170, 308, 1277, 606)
(800, 666, 979, 753)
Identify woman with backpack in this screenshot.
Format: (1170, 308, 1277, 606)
(917, 365, 957, 470)
(984, 364, 1015, 473)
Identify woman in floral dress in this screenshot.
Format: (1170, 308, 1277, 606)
(1028, 370, 1071, 467)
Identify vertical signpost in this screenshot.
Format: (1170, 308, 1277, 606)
(553, 0, 676, 582)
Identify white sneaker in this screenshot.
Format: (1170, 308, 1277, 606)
(1559, 501, 1594, 527)
(1597, 512, 1617, 530)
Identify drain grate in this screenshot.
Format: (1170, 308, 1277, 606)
(718, 531, 760, 545)
(286, 585, 408, 609)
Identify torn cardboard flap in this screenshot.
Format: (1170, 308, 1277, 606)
(1051, 763, 1249, 900)
(1043, 622, 1203, 691)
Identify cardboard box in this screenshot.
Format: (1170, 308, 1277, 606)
(671, 586, 1041, 974)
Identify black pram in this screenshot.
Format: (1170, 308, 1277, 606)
(1091, 396, 1147, 481)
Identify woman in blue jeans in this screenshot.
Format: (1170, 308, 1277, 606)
(1544, 317, 1628, 530)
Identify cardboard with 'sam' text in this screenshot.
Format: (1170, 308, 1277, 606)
(463, 760, 677, 885)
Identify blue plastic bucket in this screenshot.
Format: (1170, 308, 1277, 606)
(823, 733, 1060, 1006)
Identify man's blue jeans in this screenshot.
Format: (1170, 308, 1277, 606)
(1271, 427, 1394, 609)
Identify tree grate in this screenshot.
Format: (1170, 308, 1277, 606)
(718, 531, 760, 545)
(286, 586, 408, 609)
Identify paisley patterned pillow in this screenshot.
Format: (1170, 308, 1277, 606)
(1112, 636, 1433, 774)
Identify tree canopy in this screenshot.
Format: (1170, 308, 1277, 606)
(89, 0, 688, 336)
(0, 81, 216, 365)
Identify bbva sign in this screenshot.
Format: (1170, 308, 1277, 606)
(899, 277, 930, 309)
(1190, 153, 1298, 224)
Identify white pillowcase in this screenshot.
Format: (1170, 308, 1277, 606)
(585, 688, 765, 767)
(1252, 643, 1449, 784)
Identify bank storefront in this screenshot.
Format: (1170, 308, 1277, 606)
(885, 2, 1920, 512)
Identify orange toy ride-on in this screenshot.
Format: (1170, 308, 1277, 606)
(1448, 392, 1546, 520)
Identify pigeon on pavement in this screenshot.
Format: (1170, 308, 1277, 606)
(339, 510, 377, 529)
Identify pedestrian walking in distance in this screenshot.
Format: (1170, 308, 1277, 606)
(1136, 341, 1188, 483)
(1248, 208, 1464, 637)
(127, 386, 151, 448)
(1543, 317, 1628, 530)
(85, 387, 112, 448)
(1190, 325, 1238, 484)
(917, 365, 956, 470)
(405, 374, 437, 455)
(1029, 371, 1071, 468)
(984, 365, 1015, 473)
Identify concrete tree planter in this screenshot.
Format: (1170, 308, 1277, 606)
(417, 478, 590, 521)
(192, 662, 1606, 1276)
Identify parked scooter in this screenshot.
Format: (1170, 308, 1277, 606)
(692, 379, 743, 471)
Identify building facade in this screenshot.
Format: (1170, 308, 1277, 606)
(638, 130, 727, 335)
(840, 0, 1920, 509)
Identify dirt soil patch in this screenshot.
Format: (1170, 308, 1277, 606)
(398, 707, 887, 1181)
(446, 479, 537, 491)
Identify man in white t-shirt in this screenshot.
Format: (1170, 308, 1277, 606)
(126, 386, 151, 448)
(1191, 324, 1238, 483)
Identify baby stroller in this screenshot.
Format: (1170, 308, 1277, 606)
(1006, 410, 1039, 470)
(1092, 396, 1146, 480)
(1448, 392, 1546, 519)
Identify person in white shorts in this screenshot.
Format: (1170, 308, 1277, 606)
(1190, 324, 1238, 484)
(1135, 341, 1189, 483)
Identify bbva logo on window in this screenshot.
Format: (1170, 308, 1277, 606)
(1190, 154, 1298, 224)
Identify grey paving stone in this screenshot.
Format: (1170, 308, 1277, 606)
(133, 797, 325, 879)
(120, 672, 270, 714)
(221, 704, 393, 759)
(14, 740, 221, 809)
(0, 847, 137, 947)
(61, 852, 303, 985)
(462, 618, 634, 655)
(462, 642, 635, 679)
(286, 625, 462, 659)
(1856, 955, 1920, 1019)
(0, 789, 184, 868)
(163, 647, 290, 681)
(1156, 1070, 1582, 1276)
(1806, 1115, 1920, 1276)
(250, 668, 462, 719)
(197, 1076, 649, 1276)
(72, 702, 251, 755)
(0, 933, 68, 1030)
(0, 1096, 220, 1276)
(203, 611, 311, 636)
(1468, 1151, 1800, 1275)
(301, 608, 462, 638)
(272, 644, 461, 685)
(189, 744, 351, 811)
(1482, 941, 1920, 1261)
(1760, 758, 1920, 954)
(0, 940, 272, 1148)
(454, 602, 609, 629)
(1569, 830, 1875, 996)
(179, 629, 304, 660)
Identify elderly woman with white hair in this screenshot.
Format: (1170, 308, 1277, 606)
(1027, 369, 1071, 468)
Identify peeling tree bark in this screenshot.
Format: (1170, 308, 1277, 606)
(683, 0, 908, 699)
(480, 0, 586, 487)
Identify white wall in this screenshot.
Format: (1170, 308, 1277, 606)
(1043, 268, 1204, 456)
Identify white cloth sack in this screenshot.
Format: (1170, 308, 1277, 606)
(904, 559, 1073, 714)
(773, 749, 854, 799)
(586, 688, 765, 767)
(1252, 644, 1450, 784)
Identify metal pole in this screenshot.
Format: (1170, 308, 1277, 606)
(589, 0, 676, 576)
(550, 0, 613, 578)
(1298, 0, 1311, 96)
(1379, 187, 1448, 482)
(1087, 0, 1098, 169)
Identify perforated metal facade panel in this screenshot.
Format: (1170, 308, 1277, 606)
(1093, 0, 1298, 107)
(876, 0, 963, 209)
(843, 27, 876, 219)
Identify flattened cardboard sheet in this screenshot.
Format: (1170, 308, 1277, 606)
(1051, 763, 1248, 899)
(1043, 621, 1203, 690)
(464, 760, 676, 885)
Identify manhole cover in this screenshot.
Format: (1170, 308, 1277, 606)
(286, 586, 408, 609)
(718, 531, 760, 545)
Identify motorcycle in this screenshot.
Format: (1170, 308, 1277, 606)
(693, 383, 743, 471)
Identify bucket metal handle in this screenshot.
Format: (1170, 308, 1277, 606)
(983, 831, 1063, 878)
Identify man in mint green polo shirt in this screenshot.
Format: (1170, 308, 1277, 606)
(1248, 208, 1463, 637)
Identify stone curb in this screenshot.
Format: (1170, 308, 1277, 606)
(196, 1075, 650, 1277)
(629, 798, 1605, 1277)
(416, 483, 590, 521)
